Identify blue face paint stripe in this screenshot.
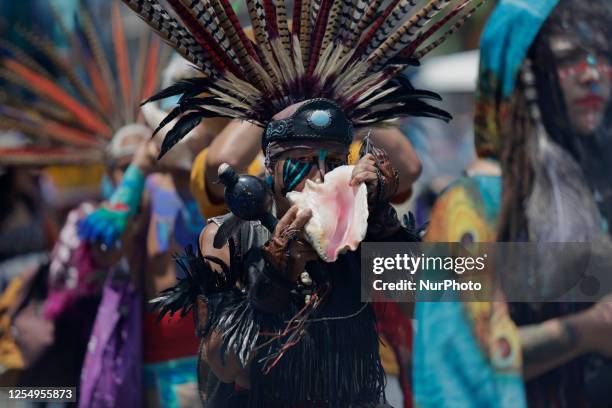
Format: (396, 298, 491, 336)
(289, 160, 300, 177)
(283, 159, 305, 193)
(284, 159, 301, 179)
(318, 149, 327, 163)
(281, 149, 334, 193)
(287, 162, 313, 192)
(317, 149, 328, 179)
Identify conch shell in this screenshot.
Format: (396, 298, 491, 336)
(287, 165, 369, 262)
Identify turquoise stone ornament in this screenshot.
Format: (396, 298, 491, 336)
(308, 110, 332, 129)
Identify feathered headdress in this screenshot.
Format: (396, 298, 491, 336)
(125, 0, 484, 158)
(0, 2, 171, 166)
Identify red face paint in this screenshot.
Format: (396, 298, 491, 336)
(558, 57, 612, 81)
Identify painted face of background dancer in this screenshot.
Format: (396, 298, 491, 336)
(551, 23, 612, 136)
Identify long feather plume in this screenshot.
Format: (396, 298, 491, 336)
(368, 0, 454, 69)
(0, 38, 50, 77)
(320, 0, 343, 53)
(13, 26, 110, 125)
(291, 0, 304, 42)
(208, 0, 264, 85)
(298, 0, 313, 63)
(173, 0, 242, 76)
(340, 0, 369, 47)
(364, 0, 420, 55)
(413, 0, 484, 59)
(307, 0, 334, 75)
(140, 35, 162, 102)
(352, 0, 401, 59)
(2, 60, 111, 137)
(112, 2, 133, 122)
(352, 0, 385, 42)
(2, 1, 173, 167)
(119, 0, 482, 154)
(121, 0, 214, 75)
(274, 0, 292, 54)
(245, 0, 280, 83)
(80, 7, 118, 118)
(50, 1, 112, 114)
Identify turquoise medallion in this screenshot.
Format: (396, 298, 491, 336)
(308, 110, 332, 129)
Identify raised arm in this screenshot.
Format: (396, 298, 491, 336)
(365, 127, 422, 199)
(204, 120, 264, 204)
(378, 127, 421, 187)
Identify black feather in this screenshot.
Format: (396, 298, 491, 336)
(391, 72, 418, 89)
(151, 104, 183, 137)
(387, 56, 421, 66)
(149, 246, 230, 321)
(178, 95, 228, 109)
(360, 101, 452, 123)
(213, 214, 243, 249)
(158, 111, 205, 159)
(375, 89, 443, 106)
(151, 96, 222, 137)
(141, 77, 212, 105)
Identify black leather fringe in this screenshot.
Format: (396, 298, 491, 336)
(205, 285, 386, 406)
(249, 303, 386, 407)
(153, 237, 386, 407)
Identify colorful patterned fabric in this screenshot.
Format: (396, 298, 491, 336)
(79, 266, 143, 408)
(474, 0, 559, 158)
(146, 176, 205, 255)
(413, 175, 527, 408)
(78, 164, 146, 247)
(44, 202, 100, 320)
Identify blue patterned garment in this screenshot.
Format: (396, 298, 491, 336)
(414, 2, 561, 406)
(414, 176, 527, 408)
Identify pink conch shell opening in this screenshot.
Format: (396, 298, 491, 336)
(287, 165, 369, 262)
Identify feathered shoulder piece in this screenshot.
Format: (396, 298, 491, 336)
(0, 2, 170, 166)
(125, 0, 484, 157)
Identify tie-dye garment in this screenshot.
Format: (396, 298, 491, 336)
(414, 175, 526, 408)
(146, 175, 205, 256)
(414, 1, 563, 405)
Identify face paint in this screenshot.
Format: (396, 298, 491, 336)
(280, 149, 348, 194)
(282, 158, 314, 194)
(558, 54, 612, 81)
(550, 33, 612, 136)
(316, 149, 328, 180)
(266, 174, 274, 191)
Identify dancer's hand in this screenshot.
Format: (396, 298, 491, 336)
(263, 206, 318, 281)
(350, 144, 399, 207)
(350, 153, 379, 202)
(133, 138, 160, 173)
